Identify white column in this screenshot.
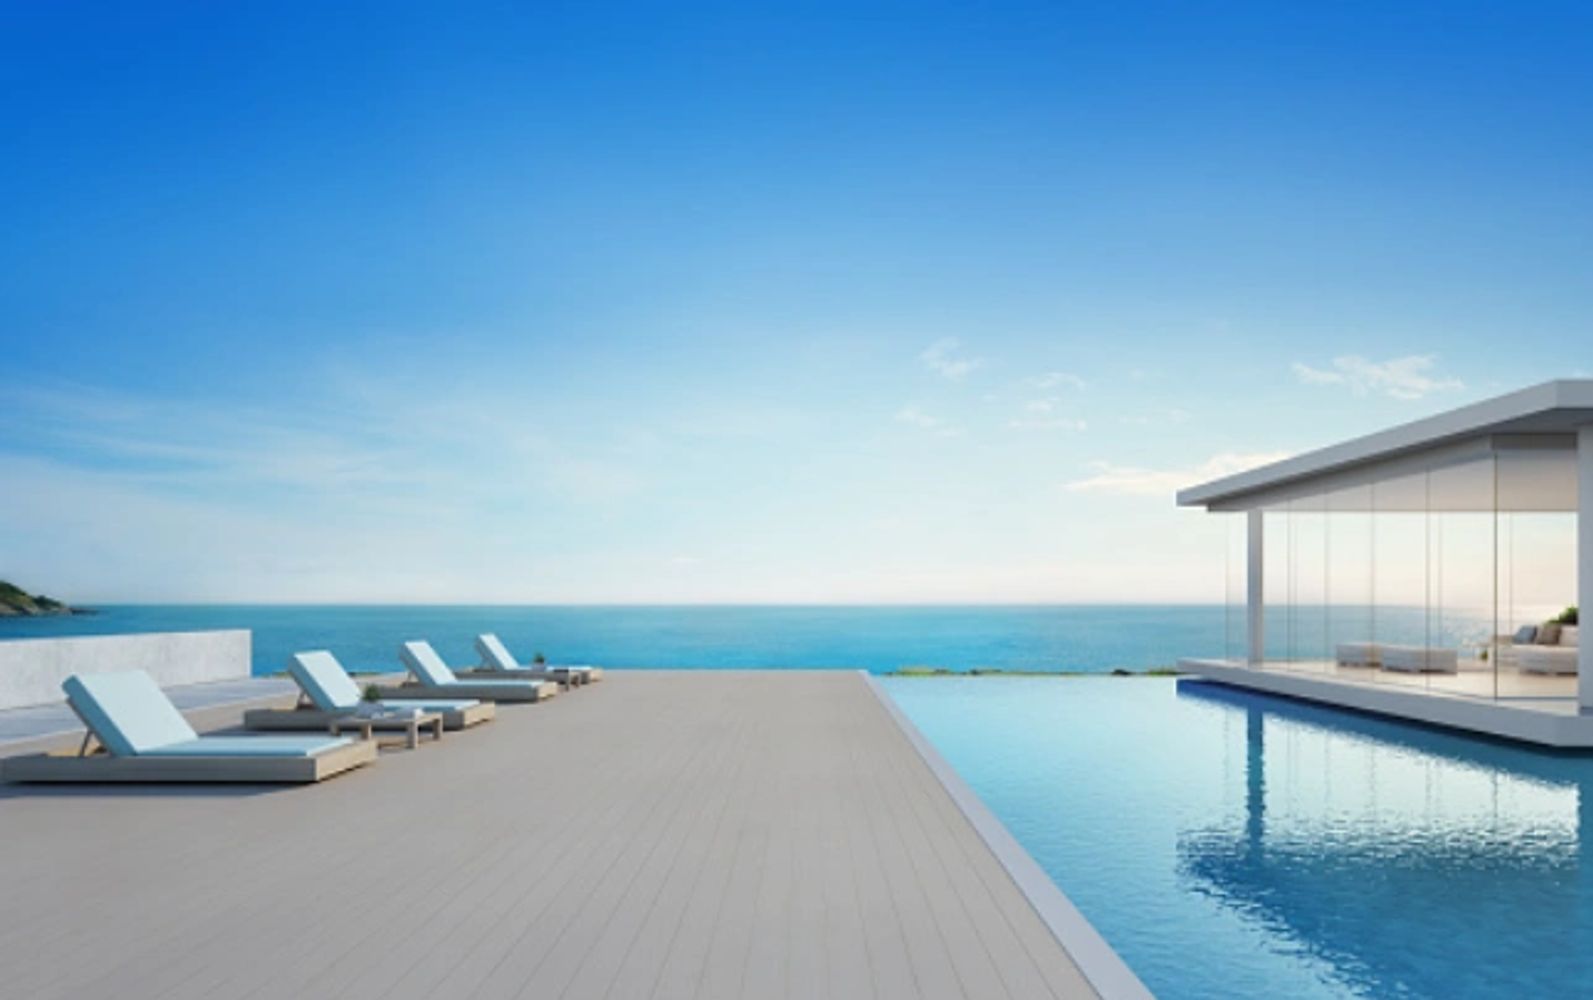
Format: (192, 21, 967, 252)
(1579, 427, 1593, 711)
(1248, 509, 1265, 665)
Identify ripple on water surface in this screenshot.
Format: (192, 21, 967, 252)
(882, 676, 1593, 1000)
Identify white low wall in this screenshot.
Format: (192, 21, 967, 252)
(0, 630, 252, 710)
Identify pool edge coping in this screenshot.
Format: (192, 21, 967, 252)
(861, 670, 1156, 1000)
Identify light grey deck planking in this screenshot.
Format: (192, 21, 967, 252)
(0, 670, 1099, 1000)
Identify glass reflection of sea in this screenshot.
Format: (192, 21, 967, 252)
(1177, 681, 1589, 1000)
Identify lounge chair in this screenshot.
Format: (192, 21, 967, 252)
(381, 640, 559, 703)
(243, 651, 496, 733)
(461, 633, 604, 686)
(1, 671, 375, 783)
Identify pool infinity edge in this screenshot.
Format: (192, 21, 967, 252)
(861, 672, 1156, 1000)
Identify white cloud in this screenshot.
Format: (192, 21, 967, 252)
(1027, 371, 1086, 391)
(1065, 451, 1290, 497)
(1291, 355, 1463, 400)
(1009, 398, 1086, 431)
(1118, 408, 1191, 427)
(0, 370, 657, 602)
(919, 338, 982, 380)
(894, 405, 957, 435)
(1009, 417, 1087, 432)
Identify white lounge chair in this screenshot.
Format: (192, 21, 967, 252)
(464, 633, 603, 685)
(384, 640, 558, 703)
(1, 671, 375, 783)
(244, 651, 496, 732)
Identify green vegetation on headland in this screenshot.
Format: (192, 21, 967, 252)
(0, 581, 87, 617)
(890, 665, 1182, 677)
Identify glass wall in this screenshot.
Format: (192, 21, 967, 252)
(1223, 513, 1246, 662)
(1221, 441, 1578, 702)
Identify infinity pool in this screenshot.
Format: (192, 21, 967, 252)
(881, 676, 1593, 1000)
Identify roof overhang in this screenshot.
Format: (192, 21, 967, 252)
(1177, 380, 1593, 511)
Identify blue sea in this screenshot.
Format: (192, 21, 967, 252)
(0, 604, 1230, 675)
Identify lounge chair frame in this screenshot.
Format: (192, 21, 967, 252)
(244, 701, 495, 732)
(374, 680, 558, 703)
(454, 666, 585, 689)
(393, 641, 560, 702)
(1, 697, 377, 784)
(473, 634, 605, 684)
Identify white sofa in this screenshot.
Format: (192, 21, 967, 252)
(1380, 645, 1459, 674)
(1518, 625, 1579, 675)
(1335, 642, 1381, 668)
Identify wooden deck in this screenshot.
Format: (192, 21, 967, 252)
(0, 670, 1099, 1000)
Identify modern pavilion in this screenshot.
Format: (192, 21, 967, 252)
(1177, 379, 1593, 747)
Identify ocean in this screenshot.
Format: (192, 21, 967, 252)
(0, 604, 1236, 676)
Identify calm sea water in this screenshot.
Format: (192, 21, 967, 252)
(884, 676, 1593, 1000)
(0, 604, 1235, 676)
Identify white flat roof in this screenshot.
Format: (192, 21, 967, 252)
(1178, 379, 1593, 508)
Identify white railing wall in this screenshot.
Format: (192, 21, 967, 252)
(0, 630, 251, 709)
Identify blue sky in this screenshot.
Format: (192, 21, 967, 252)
(2, 1, 1591, 602)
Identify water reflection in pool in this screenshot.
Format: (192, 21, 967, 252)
(881, 676, 1593, 1000)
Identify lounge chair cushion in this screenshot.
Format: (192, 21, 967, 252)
(1514, 624, 1539, 644)
(378, 698, 480, 711)
(142, 736, 352, 758)
(439, 678, 547, 690)
(63, 672, 199, 757)
(1540, 622, 1563, 646)
(477, 633, 519, 670)
(290, 651, 366, 710)
(400, 641, 459, 686)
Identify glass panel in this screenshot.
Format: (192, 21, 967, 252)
(1264, 506, 1291, 667)
(1371, 469, 1432, 692)
(1223, 444, 1573, 701)
(1429, 457, 1497, 701)
(1327, 483, 1375, 683)
(1497, 447, 1578, 702)
(1288, 497, 1329, 672)
(1225, 513, 1245, 664)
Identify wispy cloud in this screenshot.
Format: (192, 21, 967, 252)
(0, 373, 646, 514)
(1291, 355, 1462, 400)
(894, 404, 957, 435)
(1026, 371, 1086, 391)
(1010, 417, 1087, 432)
(1118, 408, 1191, 427)
(1065, 451, 1290, 496)
(1008, 398, 1086, 431)
(919, 338, 982, 380)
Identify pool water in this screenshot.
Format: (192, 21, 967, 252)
(882, 676, 1593, 1000)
